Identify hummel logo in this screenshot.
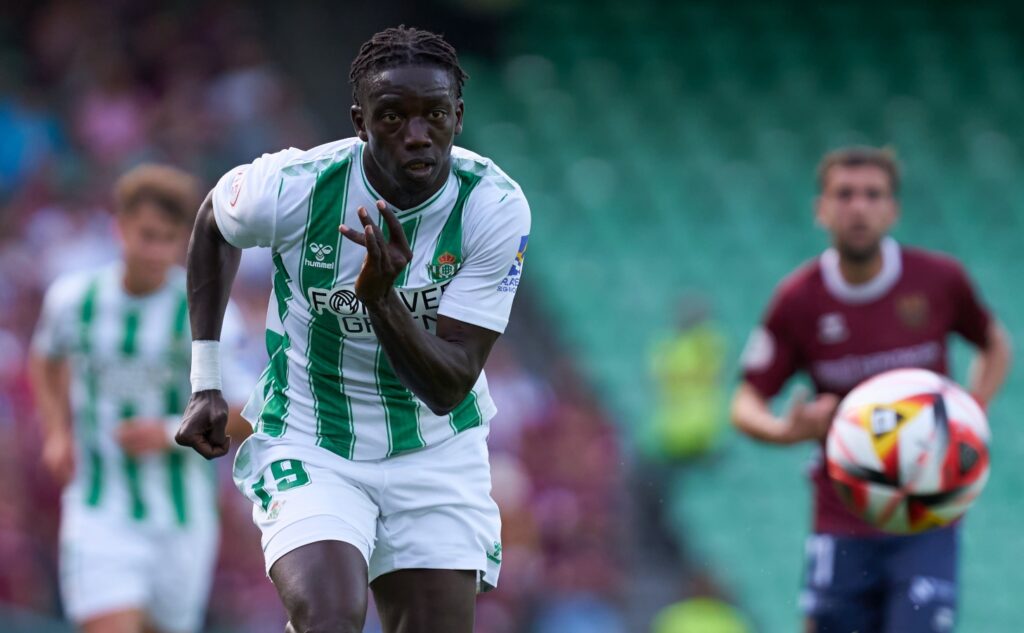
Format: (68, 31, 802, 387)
(309, 243, 334, 262)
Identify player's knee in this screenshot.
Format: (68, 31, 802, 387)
(286, 599, 364, 633)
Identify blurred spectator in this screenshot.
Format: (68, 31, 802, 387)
(650, 595, 751, 633)
(647, 294, 728, 461)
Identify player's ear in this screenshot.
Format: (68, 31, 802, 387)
(454, 98, 464, 136)
(351, 104, 368, 142)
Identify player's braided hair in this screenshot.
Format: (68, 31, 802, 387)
(349, 26, 468, 104)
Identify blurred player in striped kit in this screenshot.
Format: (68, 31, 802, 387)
(29, 165, 251, 633)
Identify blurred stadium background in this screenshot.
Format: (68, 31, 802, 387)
(1, 0, 1022, 631)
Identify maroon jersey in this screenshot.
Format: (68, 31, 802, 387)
(741, 238, 992, 536)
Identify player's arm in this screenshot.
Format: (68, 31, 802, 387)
(968, 320, 1012, 408)
(340, 202, 497, 415)
(730, 293, 838, 445)
(28, 352, 75, 484)
(949, 262, 1013, 408)
(29, 280, 78, 483)
(175, 194, 242, 458)
(731, 381, 838, 445)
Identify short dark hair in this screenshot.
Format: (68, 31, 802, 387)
(817, 146, 901, 194)
(113, 164, 200, 226)
(348, 25, 468, 104)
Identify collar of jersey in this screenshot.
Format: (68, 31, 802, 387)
(820, 237, 902, 304)
(356, 142, 454, 218)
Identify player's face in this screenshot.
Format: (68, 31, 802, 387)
(351, 66, 464, 201)
(816, 165, 899, 262)
(117, 203, 188, 288)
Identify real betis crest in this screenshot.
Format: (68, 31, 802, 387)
(426, 251, 461, 281)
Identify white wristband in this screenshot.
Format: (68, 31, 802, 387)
(191, 340, 223, 393)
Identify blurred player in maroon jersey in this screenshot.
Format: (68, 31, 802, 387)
(731, 147, 1012, 633)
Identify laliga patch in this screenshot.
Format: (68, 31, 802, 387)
(498, 235, 529, 293)
(507, 235, 529, 277)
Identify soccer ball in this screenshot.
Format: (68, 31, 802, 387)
(825, 368, 990, 534)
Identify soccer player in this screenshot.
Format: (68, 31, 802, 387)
(29, 164, 250, 633)
(731, 147, 1011, 633)
(176, 27, 530, 633)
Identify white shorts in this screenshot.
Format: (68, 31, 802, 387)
(232, 425, 502, 591)
(59, 508, 218, 633)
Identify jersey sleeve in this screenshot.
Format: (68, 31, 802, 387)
(211, 149, 297, 249)
(31, 276, 79, 359)
(949, 261, 992, 348)
(741, 287, 801, 399)
(436, 188, 531, 334)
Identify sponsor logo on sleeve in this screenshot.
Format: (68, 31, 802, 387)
(498, 235, 529, 293)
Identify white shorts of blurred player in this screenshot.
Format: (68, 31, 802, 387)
(59, 508, 218, 633)
(233, 425, 502, 592)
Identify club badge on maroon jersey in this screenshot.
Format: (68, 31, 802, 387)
(818, 312, 849, 344)
(897, 293, 930, 330)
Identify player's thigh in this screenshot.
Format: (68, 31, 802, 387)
(371, 569, 476, 633)
(370, 426, 502, 591)
(59, 511, 152, 627)
(233, 436, 380, 574)
(80, 609, 146, 633)
(800, 533, 886, 633)
(270, 540, 370, 633)
(884, 527, 958, 633)
(148, 524, 219, 633)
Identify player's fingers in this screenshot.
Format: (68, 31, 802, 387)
(180, 433, 210, 456)
(786, 384, 811, 413)
(207, 435, 230, 459)
(338, 224, 367, 246)
(379, 205, 410, 250)
(364, 224, 382, 263)
(357, 206, 379, 230)
(815, 393, 841, 415)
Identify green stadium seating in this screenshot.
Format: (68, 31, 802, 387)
(461, 1, 1024, 629)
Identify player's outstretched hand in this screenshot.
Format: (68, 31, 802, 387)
(338, 200, 413, 306)
(176, 390, 230, 459)
(782, 386, 840, 443)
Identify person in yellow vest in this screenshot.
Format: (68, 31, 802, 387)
(651, 596, 752, 633)
(649, 296, 727, 460)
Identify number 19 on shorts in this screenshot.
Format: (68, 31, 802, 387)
(250, 459, 311, 512)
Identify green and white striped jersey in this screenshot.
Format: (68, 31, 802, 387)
(32, 263, 250, 529)
(213, 138, 531, 461)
